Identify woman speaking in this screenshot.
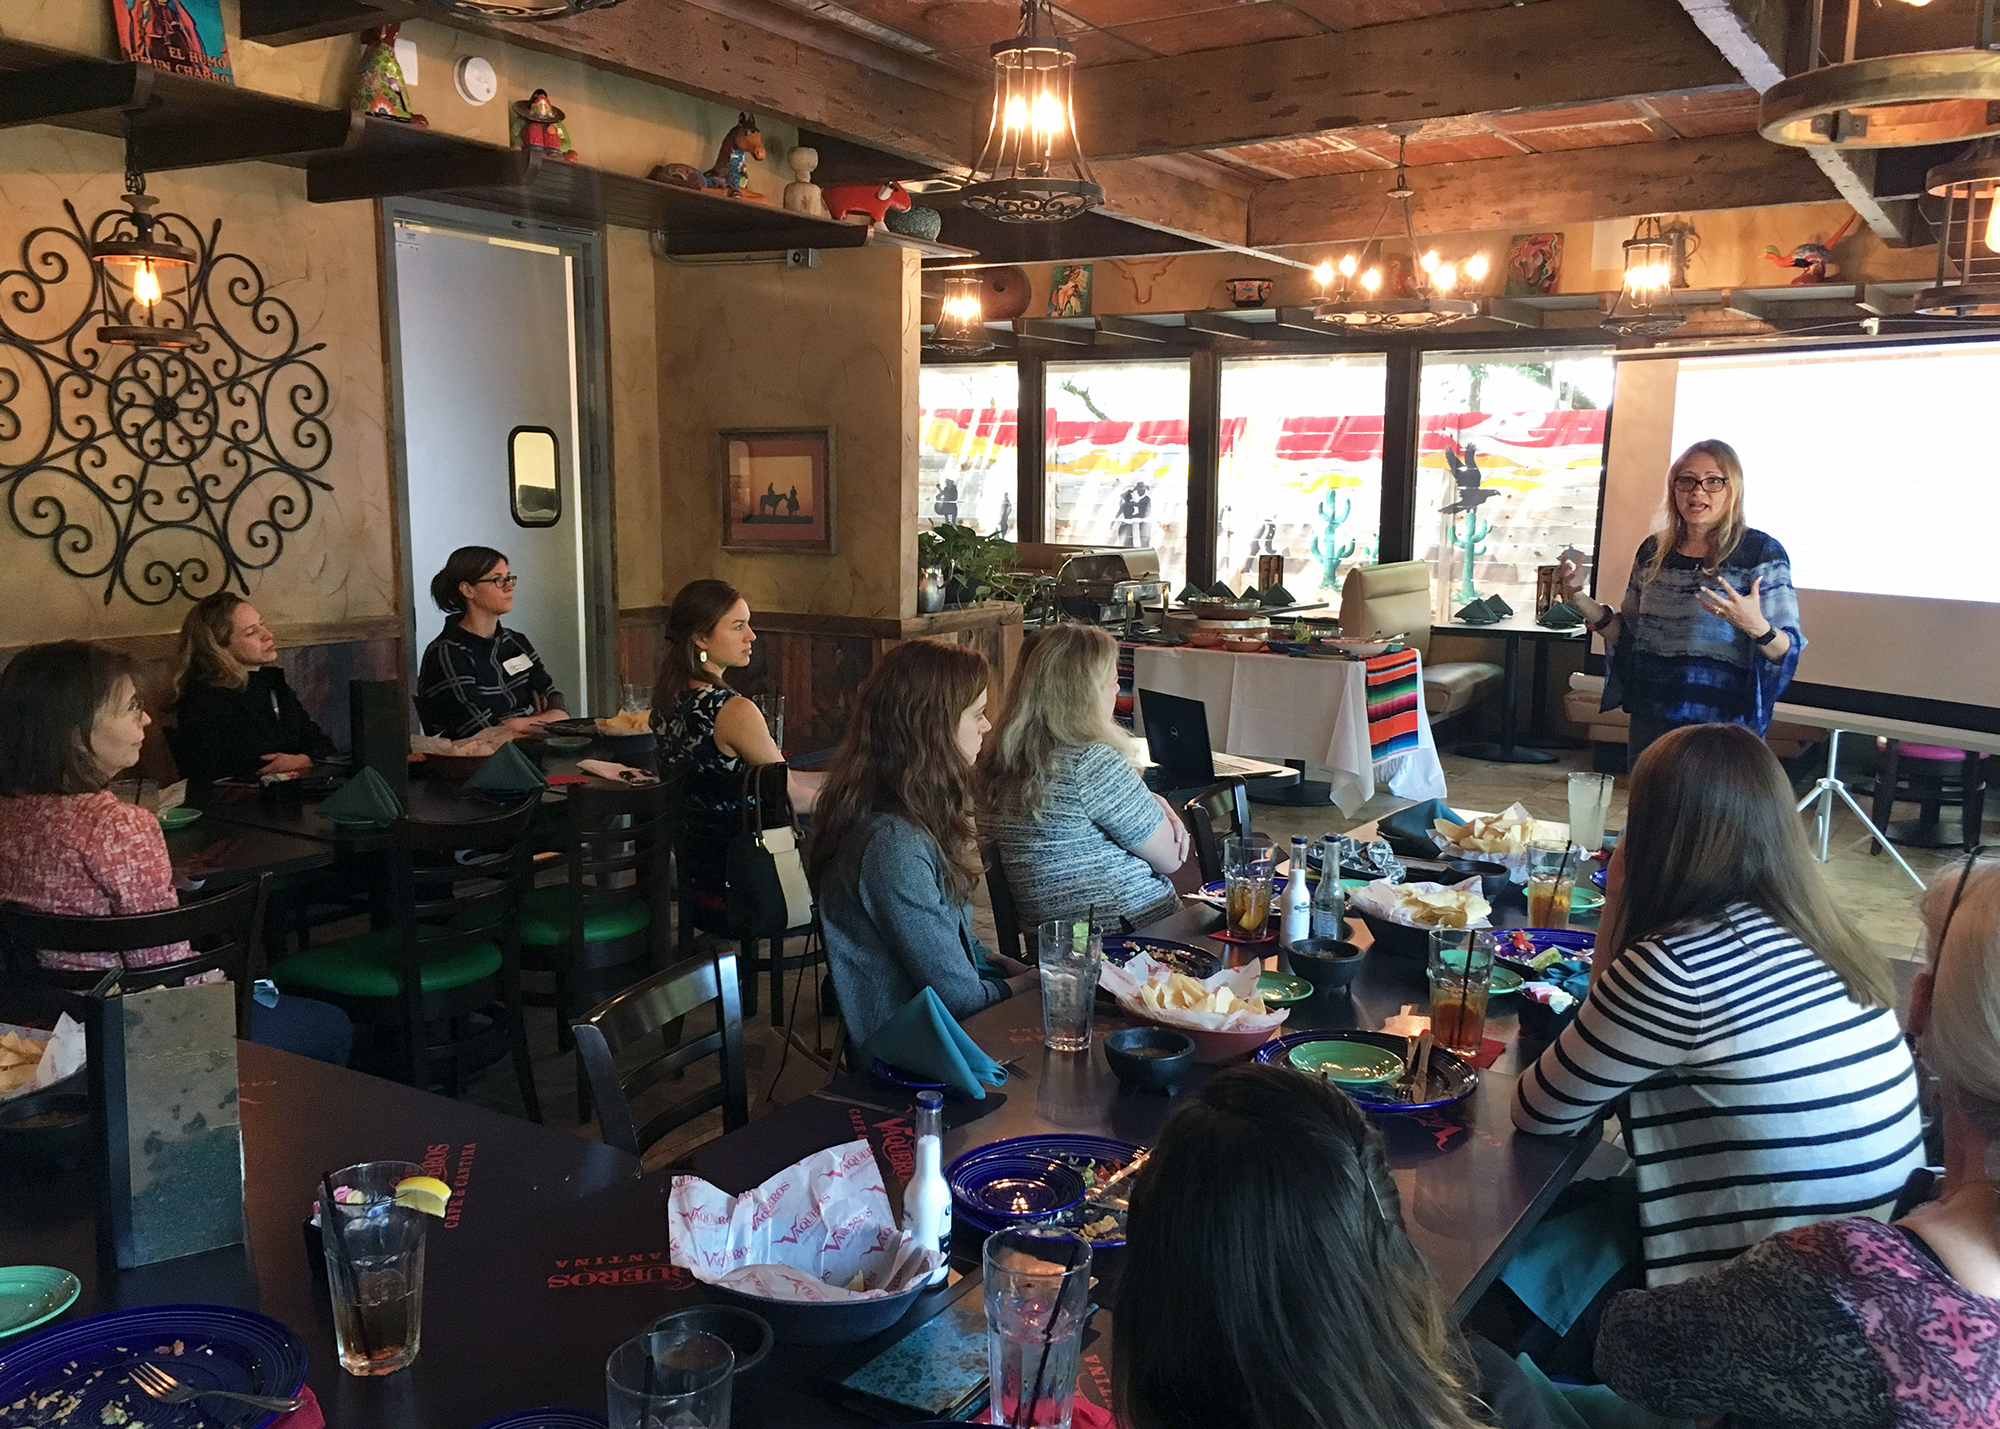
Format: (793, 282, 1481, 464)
(1563, 439, 1803, 764)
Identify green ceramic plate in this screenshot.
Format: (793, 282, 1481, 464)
(0, 1266, 80, 1339)
(1569, 886, 1604, 913)
(1287, 1039, 1405, 1085)
(155, 806, 202, 831)
(1257, 972, 1313, 1007)
(1489, 967, 1525, 997)
(543, 735, 591, 751)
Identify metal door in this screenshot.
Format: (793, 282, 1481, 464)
(383, 203, 610, 718)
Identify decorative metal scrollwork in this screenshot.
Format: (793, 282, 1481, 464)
(0, 199, 332, 605)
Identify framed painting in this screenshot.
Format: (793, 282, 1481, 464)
(112, 0, 234, 84)
(721, 428, 834, 553)
(1505, 233, 1563, 297)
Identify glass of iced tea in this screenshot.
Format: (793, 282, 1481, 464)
(320, 1160, 429, 1376)
(1223, 835, 1276, 939)
(1427, 930, 1498, 1055)
(1526, 840, 1575, 928)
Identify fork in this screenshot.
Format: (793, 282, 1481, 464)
(128, 1361, 306, 1414)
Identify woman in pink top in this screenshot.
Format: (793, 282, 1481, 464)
(0, 642, 350, 1064)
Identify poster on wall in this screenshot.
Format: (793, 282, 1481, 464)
(1047, 264, 1093, 317)
(721, 429, 835, 554)
(112, 0, 234, 85)
(1504, 233, 1562, 296)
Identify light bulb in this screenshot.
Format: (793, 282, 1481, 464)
(1337, 252, 1358, 277)
(1985, 185, 2000, 254)
(1419, 249, 1439, 273)
(132, 261, 161, 306)
(1003, 94, 1029, 132)
(1464, 253, 1489, 282)
(1313, 260, 1334, 288)
(1361, 268, 1382, 293)
(1435, 263, 1457, 292)
(1030, 90, 1065, 137)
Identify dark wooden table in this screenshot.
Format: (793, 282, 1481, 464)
(1433, 618, 1587, 765)
(164, 820, 335, 887)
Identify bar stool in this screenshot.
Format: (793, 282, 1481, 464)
(1869, 739, 1988, 854)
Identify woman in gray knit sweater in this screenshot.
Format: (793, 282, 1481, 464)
(807, 640, 1037, 1047)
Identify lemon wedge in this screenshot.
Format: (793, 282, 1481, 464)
(393, 1174, 452, 1217)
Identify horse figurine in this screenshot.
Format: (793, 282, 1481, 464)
(653, 114, 768, 201)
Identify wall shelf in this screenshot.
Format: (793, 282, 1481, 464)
(238, 0, 421, 47)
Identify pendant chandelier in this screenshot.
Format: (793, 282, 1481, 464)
(1761, 0, 2000, 148)
(1602, 216, 1695, 337)
(91, 139, 198, 349)
(1914, 140, 2000, 315)
(429, 0, 627, 19)
(928, 273, 995, 354)
(960, 0, 1101, 223)
(1312, 129, 1484, 330)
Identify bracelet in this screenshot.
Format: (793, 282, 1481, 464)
(1588, 606, 1616, 634)
(1753, 625, 1780, 647)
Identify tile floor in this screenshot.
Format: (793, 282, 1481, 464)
(467, 741, 1988, 1166)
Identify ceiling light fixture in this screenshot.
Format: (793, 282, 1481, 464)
(1914, 139, 2000, 315)
(928, 272, 995, 354)
(1311, 127, 1485, 330)
(1602, 215, 1697, 336)
(1761, 0, 2000, 148)
(430, 0, 627, 19)
(959, 0, 1101, 223)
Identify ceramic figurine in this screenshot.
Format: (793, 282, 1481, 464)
(510, 89, 577, 162)
(1765, 212, 1857, 285)
(1225, 277, 1271, 308)
(352, 24, 425, 126)
(782, 146, 829, 217)
(885, 205, 942, 242)
(823, 181, 910, 227)
(653, 115, 767, 200)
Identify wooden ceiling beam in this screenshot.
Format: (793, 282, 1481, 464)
(1074, 0, 1742, 161)
(1249, 133, 1836, 248)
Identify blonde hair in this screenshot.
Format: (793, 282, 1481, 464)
(173, 591, 253, 698)
(1921, 862, 2000, 1174)
(1643, 438, 1746, 585)
(977, 623, 1137, 819)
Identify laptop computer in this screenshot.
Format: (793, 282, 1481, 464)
(1138, 688, 1237, 791)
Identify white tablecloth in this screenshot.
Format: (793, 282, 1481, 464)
(1131, 646, 1448, 815)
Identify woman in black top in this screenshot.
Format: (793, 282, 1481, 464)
(169, 593, 337, 784)
(415, 546, 570, 739)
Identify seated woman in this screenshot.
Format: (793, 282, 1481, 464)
(1594, 859, 2000, 1427)
(415, 546, 570, 739)
(650, 580, 787, 936)
(807, 639, 1036, 1047)
(1513, 722, 1922, 1286)
(0, 642, 352, 1066)
(1116, 1063, 1559, 1429)
(167, 592, 337, 784)
(976, 624, 1188, 930)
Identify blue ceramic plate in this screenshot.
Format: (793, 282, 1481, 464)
(869, 1059, 947, 1093)
(1590, 865, 1608, 890)
(1101, 935, 1218, 981)
(0, 1302, 308, 1429)
(472, 1412, 608, 1429)
(1257, 1030, 1478, 1113)
(0, 1266, 79, 1339)
(947, 1134, 1144, 1248)
(948, 1154, 1087, 1222)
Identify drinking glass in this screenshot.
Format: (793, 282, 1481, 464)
(1427, 930, 1498, 1056)
(1036, 919, 1102, 1053)
(984, 1227, 1093, 1429)
(752, 694, 785, 755)
(1566, 772, 1614, 854)
(1223, 835, 1276, 940)
(1526, 841, 1575, 928)
(607, 1329, 734, 1429)
(620, 683, 647, 715)
(320, 1160, 428, 1376)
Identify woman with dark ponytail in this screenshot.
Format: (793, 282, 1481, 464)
(415, 546, 570, 738)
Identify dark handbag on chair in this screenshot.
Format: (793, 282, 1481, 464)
(725, 762, 814, 937)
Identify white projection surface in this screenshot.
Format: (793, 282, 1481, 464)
(1604, 343, 2000, 713)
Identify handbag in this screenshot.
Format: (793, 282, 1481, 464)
(726, 762, 814, 937)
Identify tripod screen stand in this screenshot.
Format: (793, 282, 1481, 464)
(1798, 728, 1923, 891)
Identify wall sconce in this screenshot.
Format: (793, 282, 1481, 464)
(1915, 139, 2000, 315)
(1603, 215, 1698, 336)
(960, 0, 1102, 223)
(928, 272, 995, 354)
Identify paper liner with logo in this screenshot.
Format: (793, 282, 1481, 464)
(1349, 878, 1494, 932)
(0, 1015, 84, 1103)
(668, 1138, 940, 1302)
(1097, 950, 1290, 1036)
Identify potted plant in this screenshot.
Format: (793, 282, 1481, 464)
(917, 524, 1019, 609)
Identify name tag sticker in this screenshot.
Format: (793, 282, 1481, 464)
(502, 653, 534, 676)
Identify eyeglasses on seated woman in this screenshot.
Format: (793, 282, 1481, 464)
(415, 545, 570, 740)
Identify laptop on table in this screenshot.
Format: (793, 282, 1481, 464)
(1137, 688, 1278, 792)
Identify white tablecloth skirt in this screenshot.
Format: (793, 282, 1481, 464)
(1132, 646, 1448, 816)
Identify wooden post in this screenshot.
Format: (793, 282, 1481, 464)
(1378, 347, 1422, 566)
(1186, 347, 1220, 591)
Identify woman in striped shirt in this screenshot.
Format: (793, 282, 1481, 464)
(1512, 722, 1922, 1286)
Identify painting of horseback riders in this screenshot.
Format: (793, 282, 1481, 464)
(721, 429, 834, 553)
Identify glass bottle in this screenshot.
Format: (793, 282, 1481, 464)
(904, 1090, 952, 1286)
(1281, 836, 1314, 948)
(1311, 836, 1347, 938)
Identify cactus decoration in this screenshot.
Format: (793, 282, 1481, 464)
(1449, 510, 1490, 603)
(1311, 488, 1356, 590)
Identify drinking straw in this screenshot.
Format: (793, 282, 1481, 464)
(320, 1172, 375, 1359)
(1015, 1234, 1083, 1429)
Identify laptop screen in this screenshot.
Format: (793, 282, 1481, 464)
(1137, 688, 1216, 785)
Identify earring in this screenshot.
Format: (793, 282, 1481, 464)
(697, 648, 708, 664)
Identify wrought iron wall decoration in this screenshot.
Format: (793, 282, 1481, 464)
(0, 170, 332, 606)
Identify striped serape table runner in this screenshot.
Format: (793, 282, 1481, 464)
(1363, 649, 1424, 761)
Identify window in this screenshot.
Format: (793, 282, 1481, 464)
(1415, 349, 1615, 619)
(919, 363, 1018, 537)
(1218, 355, 1386, 606)
(508, 426, 560, 527)
(1044, 360, 1190, 594)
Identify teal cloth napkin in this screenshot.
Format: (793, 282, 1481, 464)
(1512, 1353, 1698, 1429)
(1499, 1175, 1640, 1336)
(466, 741, 546, 794)
(862, 987, 1009, 1100)
(316, 765, 403, 824)
(1376, 798, 1464, 859)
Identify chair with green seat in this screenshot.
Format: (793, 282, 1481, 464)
(518, 780, 673, 1060)
(270, 801, 541, 1120)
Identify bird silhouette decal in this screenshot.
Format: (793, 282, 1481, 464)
(1439, 440, 1496, 515)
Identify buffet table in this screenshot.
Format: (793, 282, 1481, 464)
(1131, 645, 1448, 814)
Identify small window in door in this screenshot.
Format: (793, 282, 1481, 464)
(509, 426, 561, 527)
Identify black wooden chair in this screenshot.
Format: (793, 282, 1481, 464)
(982, 843, 1027, 962)
(570, 948, 748, 1161)
(520, 780, 674, 1053)
(1, 877, 270, 1033)
(270, 802, 542, 1120)
(1175, 777, 1251, 884)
